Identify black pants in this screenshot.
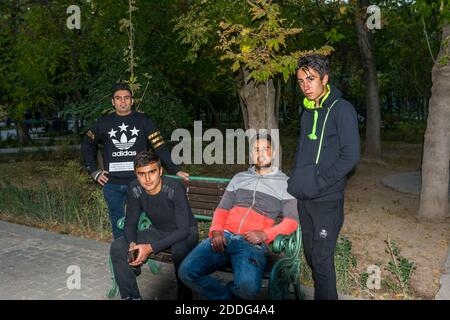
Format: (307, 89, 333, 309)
(110, 225, 199, 300)
(298, 198, 344, 300)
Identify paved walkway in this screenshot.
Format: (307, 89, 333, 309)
(0, 220, 181, 300)
(436, 246, 450, 300)
(382, 171, 450, 196)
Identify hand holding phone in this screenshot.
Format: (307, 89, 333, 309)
(128, 248, 139, 263)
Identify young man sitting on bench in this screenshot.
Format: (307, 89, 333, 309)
(178, 133, 299, 300)
(110, 151, 198, 300)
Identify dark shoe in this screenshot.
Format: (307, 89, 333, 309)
(123, 296, 142, 300)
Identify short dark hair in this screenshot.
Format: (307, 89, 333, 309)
(111, 83, 133, 98)
(297, 54, 329, 79)
(249, 132, 275, 151)
(134, 151, 161, 170)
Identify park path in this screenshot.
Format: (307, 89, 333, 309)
(0, 220, 179, 300)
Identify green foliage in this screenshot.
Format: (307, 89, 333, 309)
(325, 26, 346, 44)
(216, 0, 333, 83)
(136, 71, 192, 137)
(119, 0, 141, 94)
(0, 160, 110, 239)
(413, 0, 450, 67)
(381, 120, 426, 143)
(0, 0, 125, 122)
(335, 235, 358, 293)
(67, 0, 191, 136)
(438, 35, 450, 66)
(197, 221, 211, 240)
(173, 16, 213, 63)
(413, 0, 450, 26)
(0, 0, 445, 147)
(384, 235, 416, 297)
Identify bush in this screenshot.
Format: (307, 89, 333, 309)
(0, 160, 111, 241)
(381, 120, 426, 143)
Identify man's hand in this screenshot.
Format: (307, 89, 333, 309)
(211, 231, 227, 253)
(129, 244, 153, 267)
(91, 170, 109, 186)
(244, 230, 268, 245)
(176, 171, 190, 181)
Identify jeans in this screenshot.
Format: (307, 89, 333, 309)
(298, 198, 344, 300)
(110, 225, 199, 300)
(103, 182, 128, 240)
(178, 231, 268, 300)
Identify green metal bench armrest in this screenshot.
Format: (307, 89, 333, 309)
(270, 226, 302, 257)
(116, 212, 151, 232)
(268, 226, 303, 300)
(164, 175, 231, 183)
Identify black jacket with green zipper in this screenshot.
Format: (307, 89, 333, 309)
(287, 84, 360, 201)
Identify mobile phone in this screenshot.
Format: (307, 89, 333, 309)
(128, 248, 139, 263)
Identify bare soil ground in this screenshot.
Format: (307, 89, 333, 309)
(343, 142, 450, 299)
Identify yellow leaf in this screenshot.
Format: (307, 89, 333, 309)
(241, 45, 251, 53)
(231, 61, 240, 72)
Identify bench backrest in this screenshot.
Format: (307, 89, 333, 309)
(165, 175, 231, 220)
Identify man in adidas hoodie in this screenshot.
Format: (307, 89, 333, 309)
(81, 83, 188, 239)
(178, 133, 299, 299)
(287, 54, 360, 299)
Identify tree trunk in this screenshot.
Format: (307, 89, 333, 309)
(275, 77, 281, 124)
(418, 25, 450, 220)
(290, 75, 298, 117)
(16, 121, 31, 145)
(406, 97, 411, 120)
(356, 0, 382, 160)
(205, 97, 222, 130)
(237, 67, 281, 168)
(238, 68, 277, 131)
(386, 92, 393, 116)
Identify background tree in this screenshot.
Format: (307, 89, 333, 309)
(417, 0, 450, 220)
(354, 0, 382, 161)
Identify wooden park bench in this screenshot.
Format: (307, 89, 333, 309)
(107, 175, 303, 300)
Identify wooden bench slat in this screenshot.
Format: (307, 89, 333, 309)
(187, 193, 222, 204)
(185, 186, 226, 196)
(188, 200, 219, 211)
(183, 180, 228, 189)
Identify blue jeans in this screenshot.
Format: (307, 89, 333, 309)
(178, 231, 268, 300)
(103, 182, 128, 240)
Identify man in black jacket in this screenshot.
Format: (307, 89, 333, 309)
(81, 83, 188, 239)
(287, 54, 360, 300)
(110, 152, 198, 300)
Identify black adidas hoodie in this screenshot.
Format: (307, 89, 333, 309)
(81, 111, 179, 185)
(287, 85, 360, 201)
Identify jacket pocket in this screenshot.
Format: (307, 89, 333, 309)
(287, 164, 323, 200)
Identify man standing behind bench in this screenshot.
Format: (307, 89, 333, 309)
(287, 54, 360, 300)
(110, 152, 198, 300)
(178, 133, 298, 300)
(81, 83, 188, 239)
